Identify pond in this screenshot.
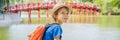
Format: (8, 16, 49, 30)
(6, 23, 120, 40)
(0, 15, 120, 40)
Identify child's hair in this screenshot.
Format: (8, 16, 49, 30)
(52, 6, 69, 21)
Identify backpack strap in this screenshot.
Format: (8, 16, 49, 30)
(45, 23, 59, 30)
(51, 23, 59, 26)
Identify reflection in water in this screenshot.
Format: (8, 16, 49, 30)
(98, 27, 120, 40)
(8, 24, 120, 40)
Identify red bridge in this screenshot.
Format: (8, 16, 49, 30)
(3, 2, 100, 13)
(3, 2, 100, 24)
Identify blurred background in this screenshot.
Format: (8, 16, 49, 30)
(0, 0, 120, 40)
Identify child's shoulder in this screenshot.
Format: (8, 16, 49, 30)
(46, 23, 61, 31)
(50, 23, 61, 29)
(47, 23, 60, 27)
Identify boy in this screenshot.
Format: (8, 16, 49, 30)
(43, 3, 71, 40)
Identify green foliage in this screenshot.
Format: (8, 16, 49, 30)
(108, 0, 120, 7)
(82, 0, 93, 2)
(93, 0, 103, 6)
(0, 0, 5, 14)
(107, 0, 120, 15)
(10, 0, 23, 4)
(93, 0, 120, 15)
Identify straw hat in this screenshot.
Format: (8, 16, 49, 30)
(51, 3, 71, 16)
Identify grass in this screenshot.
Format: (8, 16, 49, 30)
(0, 27, 9, 40)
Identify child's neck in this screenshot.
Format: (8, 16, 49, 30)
(53, 21, 62, 25)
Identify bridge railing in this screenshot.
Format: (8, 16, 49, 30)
(3, 2, 100, 24)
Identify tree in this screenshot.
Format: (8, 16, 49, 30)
(82, 0, 93, 2)
(93, 0, 120, 15)
(0, 0, 9, 14)
(107, 0, 120, 15)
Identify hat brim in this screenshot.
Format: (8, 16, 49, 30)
(51, 5, 71, 15)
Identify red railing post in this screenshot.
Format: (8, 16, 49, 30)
(27, 3, 31, 24)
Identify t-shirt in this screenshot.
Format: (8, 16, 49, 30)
(43, 24, 63, 40)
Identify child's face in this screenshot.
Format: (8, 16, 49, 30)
(56, 8, 69, 23)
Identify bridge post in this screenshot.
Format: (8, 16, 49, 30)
(38, 9, 40, 24)
(27, 3, 31, 24)
(38, 3, 41, 24)
(28, 9, 31, 24)
(46, 3, 50, 23)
